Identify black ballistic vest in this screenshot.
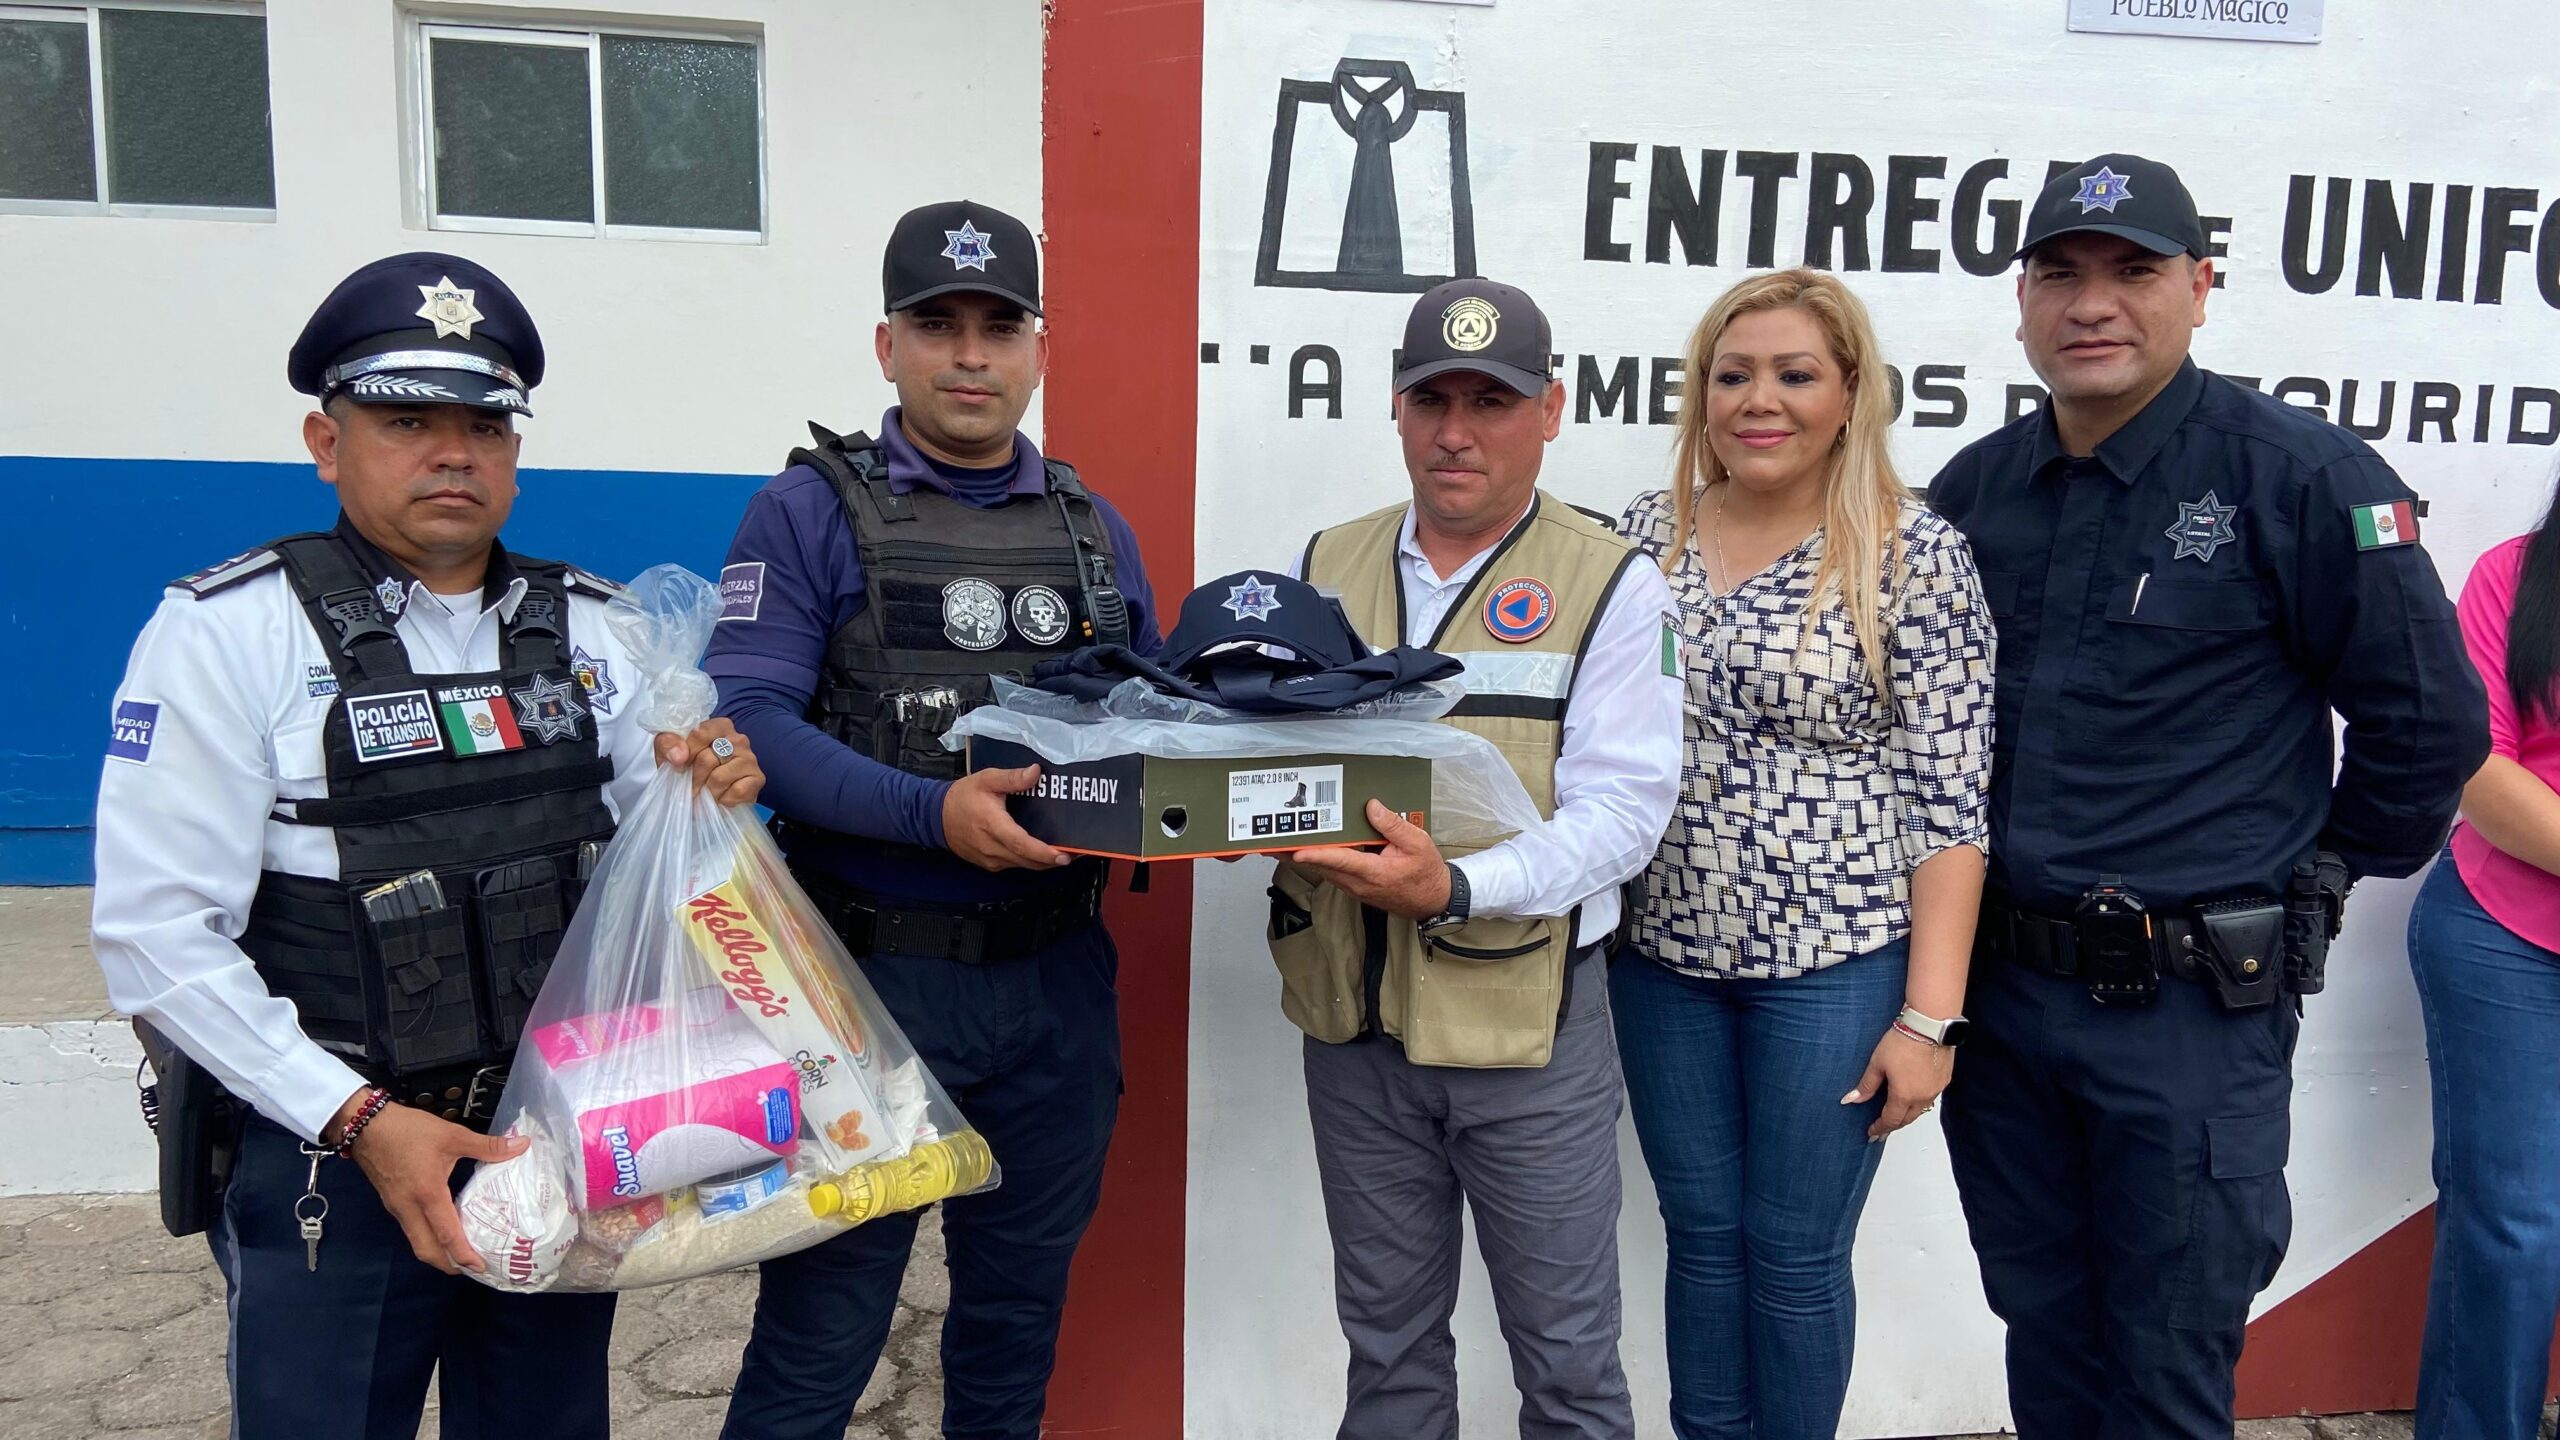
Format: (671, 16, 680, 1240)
(791, 429, 1128, 796)
(203, 532, 619, 1100)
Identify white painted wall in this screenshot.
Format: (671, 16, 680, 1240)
(0, 0, 1048, 473)
(1186, 3, 2560, 1435)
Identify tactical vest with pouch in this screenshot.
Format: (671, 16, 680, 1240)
(190, 531, 621, 1118)
(1270, 493, 1640, 1068)
(790, 426, 1129, 795)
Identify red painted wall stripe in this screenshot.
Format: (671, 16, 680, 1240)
(2238, 1203, 2560, 1417)
(1041, 2, 1204, 1434)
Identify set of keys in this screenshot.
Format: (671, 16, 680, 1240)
(296, 1141, 333, 1271)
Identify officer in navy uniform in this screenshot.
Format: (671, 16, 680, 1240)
(89, 252, 765, 1440)
(1928, 156, 2489, 1438)
(705, 201, 1162, 1440)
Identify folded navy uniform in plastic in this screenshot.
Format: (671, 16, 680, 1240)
(1033, 570, 1460, 713)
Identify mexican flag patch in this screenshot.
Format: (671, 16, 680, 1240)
(437, 684, 526, 756)
(2351, 501, 2419, 550)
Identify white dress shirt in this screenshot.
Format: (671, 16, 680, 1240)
(91, 564, 656, 1142)
(1295, 501, 1684, 946)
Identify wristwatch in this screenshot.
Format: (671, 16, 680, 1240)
(1419, 862, 1471, 935)
(1894, 1005, 1970, 1048)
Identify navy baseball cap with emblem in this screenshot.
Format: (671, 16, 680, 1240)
(2014, 153, 2209, 264)
(1394, 278, 1553, 398)
(884, 200, 1042, 316)
(1032, 570, 1463, 712)
(287, 251, 543, 417)
(1159, 571, 1372, 673)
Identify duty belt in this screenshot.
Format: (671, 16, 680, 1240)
(1976, 895, 2224, 986)
(798, 869, 1107, 965)
(361, 1059, 510, 1131)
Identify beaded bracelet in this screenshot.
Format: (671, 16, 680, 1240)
(331, 1088, 394, 1157)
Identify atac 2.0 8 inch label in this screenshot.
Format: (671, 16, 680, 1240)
(1228, 763, 1343, 842)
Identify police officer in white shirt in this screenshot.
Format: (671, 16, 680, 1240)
(90, 252, 764, 1440)
(1275, 279, 1682, 1439)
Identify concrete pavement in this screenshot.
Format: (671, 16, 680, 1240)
(0, 1191, 953, 1440)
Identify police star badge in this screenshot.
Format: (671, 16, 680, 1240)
(374, 576, 407, 616)
(2072, 167, 2134, 215)
(509, 672, 589, 744)
(1223, 575, 1282, 622)
(2164, 490, 2238, 562)
(415, 277, 485, 340)
(941, 221, 997, 273)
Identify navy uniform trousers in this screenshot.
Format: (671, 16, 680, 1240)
(212, 1115, 616, 1440)
(721, 919, 1124, 1440)
(1945, 958, 2300, 1440)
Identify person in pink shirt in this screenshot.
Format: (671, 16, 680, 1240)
(2406, 514, 2560, 1440)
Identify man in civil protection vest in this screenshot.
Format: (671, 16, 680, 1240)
(1277, 278, 1683, 1438)
(89, 252, 766, 1439)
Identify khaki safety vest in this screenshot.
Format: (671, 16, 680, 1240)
(1268, 491, 1640, 1068)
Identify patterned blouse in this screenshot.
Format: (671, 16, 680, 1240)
(1618, 489, 1995, 979)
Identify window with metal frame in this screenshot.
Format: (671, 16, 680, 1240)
(412, 17, 764, 242)
(0, 1, 274, 218)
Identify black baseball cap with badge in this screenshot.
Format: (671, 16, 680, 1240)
(287, 251, 543, 416)
(1394, 278, 1554, 397)
(2014, 153, 2210, 264)
(884, 199, 1043, 316)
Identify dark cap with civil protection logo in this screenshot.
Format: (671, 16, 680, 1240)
(1394, 278, 1554, 397)
(287, 252, 542, 417)
(2015, 153, 2209, 264)
(884, 200, 1042, 316)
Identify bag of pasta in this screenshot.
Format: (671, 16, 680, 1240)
(457, 564, 996, 1293)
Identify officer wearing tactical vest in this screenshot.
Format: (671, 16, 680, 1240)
(1277, 279, 1683, 1439)
(704, 200, 1162, 1440)
(89, 252, 766, 1439)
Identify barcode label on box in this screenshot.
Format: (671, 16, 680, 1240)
(1228, 763, 1346, 843)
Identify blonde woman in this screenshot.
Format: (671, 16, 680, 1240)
(1612, 269, 1994, 1440)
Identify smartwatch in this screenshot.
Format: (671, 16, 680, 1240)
(1894, 1006, 1970, 1048)
(1419, 862, 1471, 935)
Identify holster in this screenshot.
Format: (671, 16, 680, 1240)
(2282, 853, 2349, 997)
(134, 1020, 239, 1238)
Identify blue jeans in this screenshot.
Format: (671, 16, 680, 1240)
(1610, 941, 1908, 1440)
(2408, 854, 2560, 1440)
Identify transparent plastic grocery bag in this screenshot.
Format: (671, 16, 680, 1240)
(458, 565, 997, 1293)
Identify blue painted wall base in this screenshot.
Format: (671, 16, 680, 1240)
(3, 454, 764, 885)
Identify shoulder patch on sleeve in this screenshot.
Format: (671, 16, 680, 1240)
(563, 565, 628, 600)
(108, 699, 161, 764)
(168, 547, 280, 598)
(717, 561, 767, 622)
(2349, 500, 2423, 550)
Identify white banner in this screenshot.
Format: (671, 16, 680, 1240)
(1189, 1, 2555, 1434)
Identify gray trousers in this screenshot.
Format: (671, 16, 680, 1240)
(1302, 945, 1634, 1440)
